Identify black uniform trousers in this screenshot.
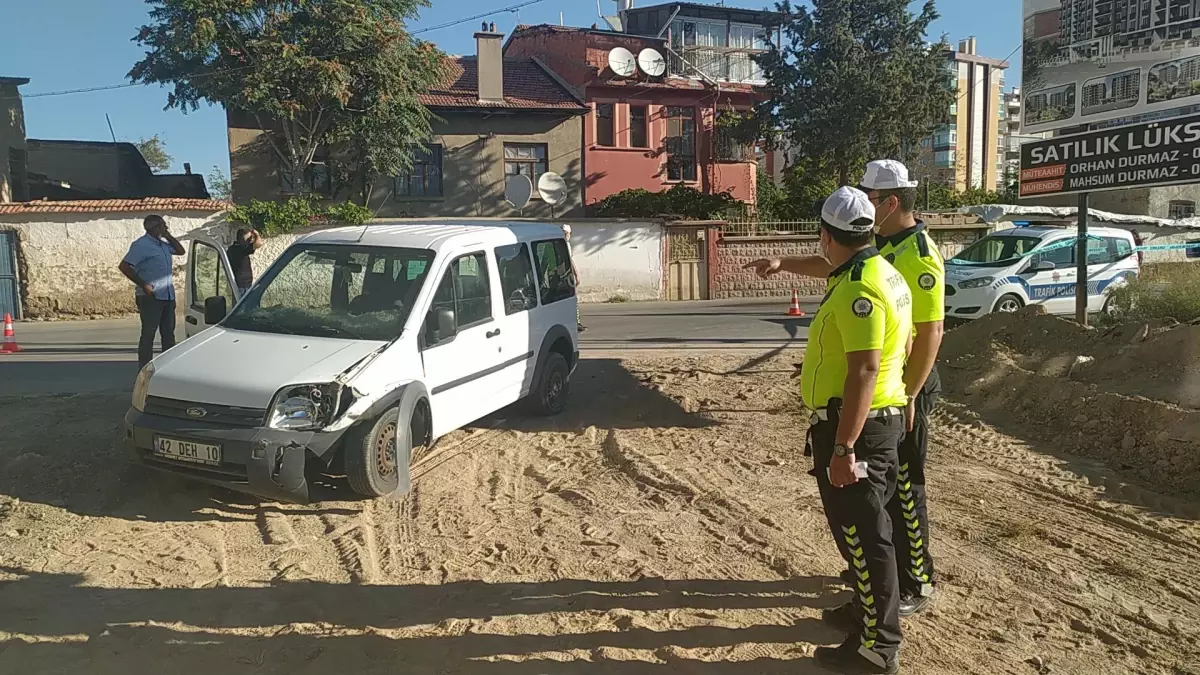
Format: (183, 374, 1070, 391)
(809, 405, 905, 663)
(888, 364, 940, 599)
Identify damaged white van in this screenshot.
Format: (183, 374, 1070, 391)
(123, 222, 579, 502)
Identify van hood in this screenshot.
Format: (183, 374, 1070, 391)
(148, 327, 387, 409)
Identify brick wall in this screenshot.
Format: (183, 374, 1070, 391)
(711, 225, 989, 299)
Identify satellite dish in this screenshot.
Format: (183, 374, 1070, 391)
(505, 174, 533, 210)
(608, 47, 637, 78)
(537, 172, 568, 206)
(637, 48, 667, 77)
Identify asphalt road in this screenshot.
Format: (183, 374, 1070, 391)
(0, 297, 818, 397)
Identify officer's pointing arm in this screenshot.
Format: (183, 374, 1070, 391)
(743, 256, 834, 279)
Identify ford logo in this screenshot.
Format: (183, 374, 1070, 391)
(186, 407, 208, 418)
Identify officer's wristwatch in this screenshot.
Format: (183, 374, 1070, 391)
(833, 443, 852, 457)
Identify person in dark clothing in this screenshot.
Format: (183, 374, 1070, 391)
(227, 228, 263, 294)
(118, 214, 186, 369)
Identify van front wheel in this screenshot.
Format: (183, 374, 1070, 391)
(345, 408, 404, 498)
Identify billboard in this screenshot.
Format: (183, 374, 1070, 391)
(1022, 0, 1200, 134)
(1019, 112, 1200, 196)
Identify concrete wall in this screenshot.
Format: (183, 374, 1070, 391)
(229, 111, 585, 219)
(0, 211, 231, 317)
(0, 83, 26, 203)
(711, 224, 990, 299)
(244, 219, 665, 302)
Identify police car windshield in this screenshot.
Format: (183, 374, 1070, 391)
(223, 244, 436, 341)
(949, 235, 1043, 267)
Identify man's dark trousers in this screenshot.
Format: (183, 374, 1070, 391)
(810, 406, 904, 664)
(888, 364, 940, 599)
(137, 296, 176, 368)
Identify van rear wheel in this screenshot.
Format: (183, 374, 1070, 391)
(527, 351, 570, 416)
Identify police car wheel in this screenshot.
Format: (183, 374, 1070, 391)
(993, 294, 1024, 314)
(1102, 294, 1117, 316)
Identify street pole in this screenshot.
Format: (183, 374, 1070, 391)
(1076, 192, 1089, 326)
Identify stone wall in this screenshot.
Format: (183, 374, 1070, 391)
(712, 235, 824, 299)
(711, 224, 989, 299)
(1, 211, 232, 317)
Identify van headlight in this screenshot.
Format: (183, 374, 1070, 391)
(132, 362, 155, 412)
(957, 276, 995, 289)
(268, 383, 342, 431)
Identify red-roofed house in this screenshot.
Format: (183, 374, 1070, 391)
(227, 26, 587, 218)
(505, 3, 778, 209)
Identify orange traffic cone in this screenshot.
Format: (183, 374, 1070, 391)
(0, 313, 21, 354)
(787, 290, 805, 317)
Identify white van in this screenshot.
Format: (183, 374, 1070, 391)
(124, 222, 579, 502)
(944, 225, 1139, 320)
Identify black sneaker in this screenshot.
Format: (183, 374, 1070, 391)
(577, 323, 587, 333)
(899, 591, 932, 618)
(814, 637, 898, 674)
(821, 602, 859, 633)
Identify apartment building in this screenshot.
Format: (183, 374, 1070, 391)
(1061, 0, 1200, 58)
(920, 38, 1010, 192)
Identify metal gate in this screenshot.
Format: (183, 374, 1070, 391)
(666, 225, 707, 301)
(0, 231, 19, 319)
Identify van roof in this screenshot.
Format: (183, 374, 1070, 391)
(995, 225, 1132, 238)
(298, 220, 566, 250)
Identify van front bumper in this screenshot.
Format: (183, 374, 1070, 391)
(123, 408, 349, 503)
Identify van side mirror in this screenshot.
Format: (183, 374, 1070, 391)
(426, 307, 457, 344)
(204, 296, 228, 324)
(1035, 260, 1056, 271)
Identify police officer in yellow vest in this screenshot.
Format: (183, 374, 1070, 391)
(801, 186, 911, 674)
(745, 160, 945, 625)
(858, 160, 944, 614)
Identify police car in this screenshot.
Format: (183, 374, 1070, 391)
(944, 225, 1139, 320)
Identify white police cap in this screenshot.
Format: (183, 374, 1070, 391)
(820, 186, 876, 234)
(860, 159, 919, 190)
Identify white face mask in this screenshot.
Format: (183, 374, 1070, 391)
(875, 196, 898, 231)
(818, 231, 831, 263)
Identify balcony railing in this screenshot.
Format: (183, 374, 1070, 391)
(669, 46, 767, 84)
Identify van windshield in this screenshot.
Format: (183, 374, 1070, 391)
(223, 244, 436, 341)
(950, 234, 1043, 267)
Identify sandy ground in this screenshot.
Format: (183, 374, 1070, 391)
(1, 346, 1199, 674)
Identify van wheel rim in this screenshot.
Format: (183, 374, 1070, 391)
(547, 371, 564, 406)
(375, 422, 397, 477)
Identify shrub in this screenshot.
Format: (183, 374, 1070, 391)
(229, 197, 372, 235)
(594, 185, 741, 220)
(1109, 263, 1200, 323)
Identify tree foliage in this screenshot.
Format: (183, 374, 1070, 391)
(755, 0, 955, 187)
(129, 0, 445, 203)
(593, 185, 740, 220)
(207, 165, 232, 201)
(136, 135, 173, 173)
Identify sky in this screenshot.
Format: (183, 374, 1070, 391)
(0, 0, 1022, 182)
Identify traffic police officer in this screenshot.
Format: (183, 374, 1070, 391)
(800, 186, 912, 674)
(857, 159, 944, 616)
(744, 160, 945, 621)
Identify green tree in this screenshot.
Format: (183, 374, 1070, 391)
(129, 0, 445, 204)
(756, 0, 955, 186)
(207, 165, 232, 201)
(136, 134, 173, 173)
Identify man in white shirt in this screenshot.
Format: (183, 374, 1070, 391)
(562, 224, 585, 333)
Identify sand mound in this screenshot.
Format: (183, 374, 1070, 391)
(941, 308, 1200, 496)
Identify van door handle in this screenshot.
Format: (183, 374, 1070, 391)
(185, 316, 198, 325)
(486, 328, 501, 339)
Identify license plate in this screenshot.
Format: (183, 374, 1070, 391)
(153, 436, 222, 466)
